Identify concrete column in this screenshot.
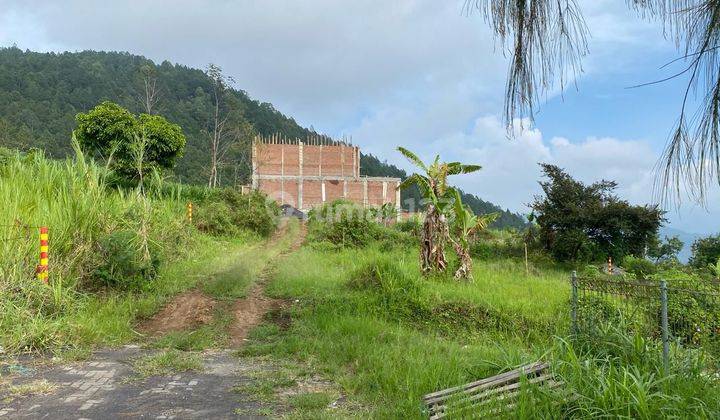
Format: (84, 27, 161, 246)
(343, 180, 348, 198)
(396, 181, 402, 222)
(362, 178, 368, 207)
(319, 145, 322, 176)
(280, 145, 285, 204)
(298, 142, 304, 210)
(353, 147, 357, 178)
(251, 139, 258, 189)
(321, 181, 326, 202)
(382, 181, 388, 202)
(341, 145, 345, 177)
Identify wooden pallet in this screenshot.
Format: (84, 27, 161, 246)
(422, 362, 561, 419)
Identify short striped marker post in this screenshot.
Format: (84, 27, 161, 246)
(37, 226, 49, 283)
(187, 202, 193, 223)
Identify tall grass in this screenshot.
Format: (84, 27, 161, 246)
(0, 149, 258, 353)
(249, 242, 720, 418)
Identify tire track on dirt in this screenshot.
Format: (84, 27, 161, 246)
(229, 221, 307, 347)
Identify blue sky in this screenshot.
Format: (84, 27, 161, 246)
(0, 0, 718, 234)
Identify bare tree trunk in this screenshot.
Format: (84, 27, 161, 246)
(452, 239, 473, 280)
(139, 66, 160, 114)
(143, 76, 159, 114)
(208, 89, 221, 188)
(420, 204, 449, 273)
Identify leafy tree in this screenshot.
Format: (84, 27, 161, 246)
(471, 1, 720, 199)
(397, 147, 481, 274)
(647, 235, 684, 263)
(531, 164, 664, 262)
(689, 234, 720, 269)
(74, 101, 185, 180)
(449, 189, 498, 279)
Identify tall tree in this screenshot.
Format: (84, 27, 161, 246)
(74, 101, 186, 182)
(531, 164, 664, 262)
(205, 63, 235, 188)
(138, 64, 160, 114)
(647, 235, 684, 263)
(469, 0, 720, 201)
(689, 233, 720, 269)
(397, 147, 481, 274)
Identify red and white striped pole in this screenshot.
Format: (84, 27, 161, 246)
(37, 226, 49, 283)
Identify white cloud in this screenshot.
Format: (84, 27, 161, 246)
(369, 113, 717, 234)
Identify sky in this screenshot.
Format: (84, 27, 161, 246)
(0, 0, 718, 235)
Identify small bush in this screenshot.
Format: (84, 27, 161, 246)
(309, 201, 379, 247)
(347, 257, 428, 319)
(93, 230, 160, 290)
(194, 188, 279, 237)
(622, 255, 657, 279)
(222, 189, 279, 237)
(395, 216, 422, 236)
(0, 146, 14, 166)
(195, 201, 238, 236)
(309, 200, 414, 248)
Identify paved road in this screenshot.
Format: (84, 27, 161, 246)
(1, 346, 263, 419)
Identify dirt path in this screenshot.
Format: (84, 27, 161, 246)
(229, 222, 306, 347)
(138, 219, 304, 338)
(0, 220, 309, 419)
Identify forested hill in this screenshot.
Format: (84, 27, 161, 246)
(0, 47, 527, 228)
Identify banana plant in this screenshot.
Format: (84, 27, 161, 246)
(450, 188, 499, 280)
(397, 146, 481, 274)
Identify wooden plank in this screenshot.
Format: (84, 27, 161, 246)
(428, 377, 561, 419)
(423, 362, 547, 404)
(428, 374, 555, 416)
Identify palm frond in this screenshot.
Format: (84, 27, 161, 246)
(397, 147, 427, 171)
(399, 173, 434, 201)
(447, 163, 482, 175)
(474, 212, 500, 231)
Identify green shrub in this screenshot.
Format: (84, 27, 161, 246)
(394, 216, 422, 236)
(195, 201, 237, 236)
(527, 322, 720, 418)
(0, 146, 14, 165)
(93, 230, 160, 290)
(347, 257, 428, 318)
(578, 264, 602, 278)
(653, 269, 720, 345)
(193, 189, 279, 237)
(309, 201, 378, 247)
(470, 229, 527, 260)
(622, 255, 657, 279)
(309, 200, 415, 248)
(220, 189, 279, 237)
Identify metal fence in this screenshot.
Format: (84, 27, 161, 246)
(570, 272, 720, 371)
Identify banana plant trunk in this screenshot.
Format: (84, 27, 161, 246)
(421, 204, 449, 273)
(452, 239, 473, 280)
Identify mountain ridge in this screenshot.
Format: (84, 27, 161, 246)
(0, 47, 527, 228)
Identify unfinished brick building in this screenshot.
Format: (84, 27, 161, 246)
(251, 134, 401, 211)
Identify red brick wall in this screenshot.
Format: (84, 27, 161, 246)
(256, 143, 358, 177)
(325, 179, 344, 202)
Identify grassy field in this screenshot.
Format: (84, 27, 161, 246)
(245, 244, 556, 417)
(245, 240, 720, 418)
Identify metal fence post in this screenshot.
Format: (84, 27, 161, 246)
(660, 280, 670, 374)
(571, 271, 578, 336)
